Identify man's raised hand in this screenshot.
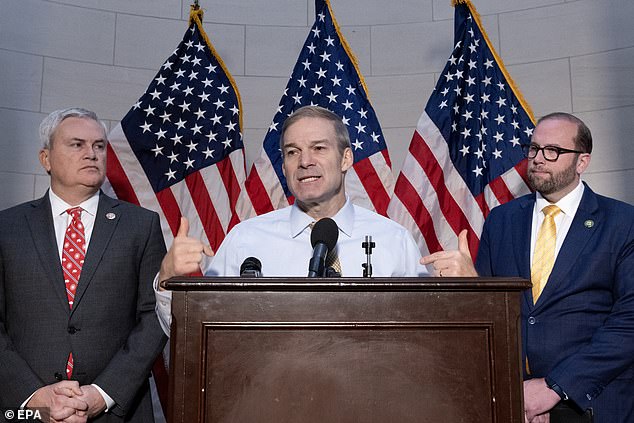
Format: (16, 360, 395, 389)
(158, 217, 214, 283)
(420, 230, 478, 277)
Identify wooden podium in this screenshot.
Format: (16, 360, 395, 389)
(164, 277, 530, 423)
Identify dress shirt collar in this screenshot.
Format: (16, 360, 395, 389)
(331, 198, 354, 238)
(289, 197, 355, 238)
(49, 188, 100, 218)
(535, 180, 585, 217)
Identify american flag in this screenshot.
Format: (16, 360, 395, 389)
(106, 6, 252, 258)
(105, 8, 252, 418)
(387, 0, 534, 257)
(243, 0, 394, 216)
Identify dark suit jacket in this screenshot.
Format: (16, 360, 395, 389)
(475, 183, 634, 423)
(0, 192, 167, 422)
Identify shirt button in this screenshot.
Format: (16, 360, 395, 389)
(528, 316, 536, 325)
(67, 326, 77, 334)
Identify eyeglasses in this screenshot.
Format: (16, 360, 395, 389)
(522, 144, 586, 162)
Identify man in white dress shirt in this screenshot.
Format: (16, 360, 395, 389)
(155, 105, 428, 333)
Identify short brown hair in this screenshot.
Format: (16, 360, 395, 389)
(279, 106, 351, 155)
(537, 112, 592, 153)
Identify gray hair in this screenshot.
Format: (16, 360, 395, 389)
(279, 105, 352, 155)
(39, 108, 108, 149)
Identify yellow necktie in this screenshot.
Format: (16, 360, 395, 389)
(326, 250, 342, 275)
(531, 205, 561, 302)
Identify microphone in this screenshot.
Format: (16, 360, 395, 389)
(307, 218, 339, 278)
(240, 257, 262, 277)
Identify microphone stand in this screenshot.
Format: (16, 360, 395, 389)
(362, 235, 375, 278)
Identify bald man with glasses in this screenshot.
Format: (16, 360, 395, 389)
(424, 112, 634, 423)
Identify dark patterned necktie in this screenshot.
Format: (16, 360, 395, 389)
(62, 207, 85, 378)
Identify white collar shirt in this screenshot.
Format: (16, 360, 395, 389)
(530, 181, 585, 263)
(49, 189, 100, 262)
(205, 199, 429, 277)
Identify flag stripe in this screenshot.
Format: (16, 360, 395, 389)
(487, 172, 515, 205)
(229, 151, 254, 225)
(106, 144, 140, 206)
(506, 163, 531, 197)
(351, 157, 390, 215)
(390, 151, 455, 254)
(392, 173, 442, 254)
(199, 164, 231, 230)
(514, 159, 530, 187)
(251, 158, 289, 212)
(244, 166, 275, 215)
(217, 159, 238, 213)
(184, 172, 225, 251)
(155, 189, 182, 237)
(385, 195, 431, 256)
(216, 156, 243, 230)
(151, 355, 169, 417)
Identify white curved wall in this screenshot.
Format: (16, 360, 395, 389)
(1, 0, 632, 210)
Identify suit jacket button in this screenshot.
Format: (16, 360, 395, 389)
(67, 326, 77, 334)
(528, 316, 536, 325)
(54, 372, 64, 381)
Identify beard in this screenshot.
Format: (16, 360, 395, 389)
(528, 160, 578, 196)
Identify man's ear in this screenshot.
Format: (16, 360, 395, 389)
(576, 153, 591, 175)
(341, 147, 353, 172)
(39, 148, 51, 174)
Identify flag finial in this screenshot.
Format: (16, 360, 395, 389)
(189, 2, 203, 23)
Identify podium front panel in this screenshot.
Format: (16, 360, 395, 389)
(166, 278, 529, 423)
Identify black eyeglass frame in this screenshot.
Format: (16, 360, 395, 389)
(522, 143, 586, 162)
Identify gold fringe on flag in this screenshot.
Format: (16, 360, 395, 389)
(188, 4, 244, 132)
(324, 0, 373, 101)
(451, 0, 535, 121)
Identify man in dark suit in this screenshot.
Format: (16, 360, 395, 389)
(423, 112, 633, 423)
(0, 108, 167, 422)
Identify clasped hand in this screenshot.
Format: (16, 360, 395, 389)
(27, 381, 106, 423)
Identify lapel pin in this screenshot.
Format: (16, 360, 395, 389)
(106, 212, 116, 220)
(584, 219, 594, 228)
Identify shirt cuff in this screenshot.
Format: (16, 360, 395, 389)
(21, 392, 36, 409)
(545, 376, 569, 401)
(154, 273, 172, 336)
(91, 384, 115, 412)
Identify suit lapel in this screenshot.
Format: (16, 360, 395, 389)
(25, 194, 70, 311)
(514, 195, 537, 311)
(536, 186, 600, 308)
(72, 194, 121, 313)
